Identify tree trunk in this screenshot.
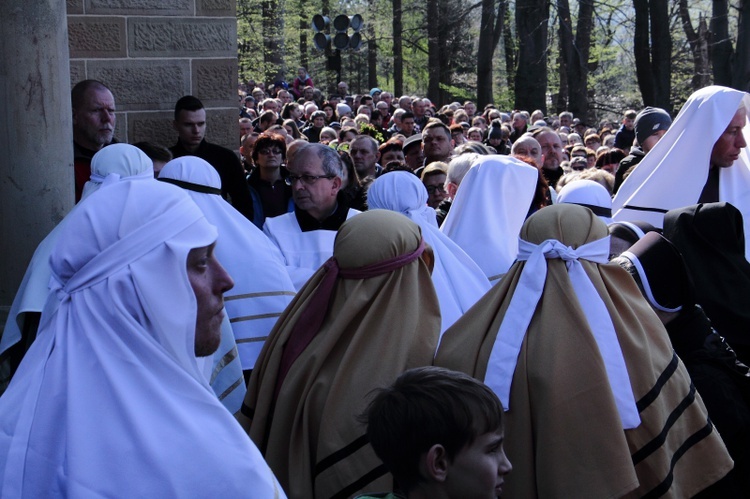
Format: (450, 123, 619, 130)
(427, 0, 441, 102)
(633, 0, 654, 105)
(393, 0, 403, 96)
(569, 0, 593, 119)
(733, 0, 750, 91)
(557, 0, 574, 111)
(711, 0, 733, 86)
(503, 13, 516, 94)
(367, 0, 377, 89)
(679, 0, 711, 90)
(650, 0, 671, 111)
(477, 3, 494, 108)
(437, 0, 453, 104)
(515, 0, 549, 112)
(299, 0, 308, 70)
(477, 0, 506, 108)
(262, 0, 285, 82)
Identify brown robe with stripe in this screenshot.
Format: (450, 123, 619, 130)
(434, 204, 733, 498)
(238, 210, 441, 499)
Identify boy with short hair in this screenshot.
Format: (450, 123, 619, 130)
(359, 366, 512, 499)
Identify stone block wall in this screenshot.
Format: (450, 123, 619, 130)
(67, 0, 239, 151)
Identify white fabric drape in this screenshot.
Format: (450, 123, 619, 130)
(367, 171, 491, 335)
(159, 156, 296, 378)
(0, 180, 284, 498)
(1, 144, 154, 387)
(612, 86, 750, 259)
(485, 236, 640, 429)
(557, 179, 613, 224)
(440, 155, 538, 283)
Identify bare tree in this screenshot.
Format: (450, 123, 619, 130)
(711, 0, 733, 86)
(393, 0, 404, 96)
(261, 0, 285, 82)
(678, 0, 711, 90)
(477, 0, 507, 108)
(633, 0, 671, 111)
(515, 0, 550, 112)
(733, 0, 750, 91)
(558, 0, 594, 119)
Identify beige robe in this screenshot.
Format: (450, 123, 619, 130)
(240, 209, 441, 499)
(435, 204, 733, 498)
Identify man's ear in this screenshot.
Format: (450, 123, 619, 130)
(331, 175, 342, 192)
(172, 120, 178, 132)
(423, 444, 449, 482)
(446, 182, 458, 199)
(420, 244, 435, 275)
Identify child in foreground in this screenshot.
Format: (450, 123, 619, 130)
(359, 366, 512, 499)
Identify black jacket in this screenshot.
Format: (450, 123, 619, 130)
(170, 140, 254, 221)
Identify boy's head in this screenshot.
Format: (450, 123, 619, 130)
(363, 366, 511, 497)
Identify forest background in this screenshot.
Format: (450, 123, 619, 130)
(237, 0, 749, 124)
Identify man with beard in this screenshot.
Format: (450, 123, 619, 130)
(532, 127, 565, 188)
(72, 80, 116, 202)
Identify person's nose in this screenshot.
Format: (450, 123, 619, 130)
(737, 130, 748, 149)
(214, 258, 234, 294)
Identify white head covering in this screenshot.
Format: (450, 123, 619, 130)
(612, 86, 750, 258)
(0, 180, 285, 498)
(81, 143, 154, 198)
(1, 144, 154, 391)
(159, 156, 296, 374)
(367, 171, 491, 335)
(440, 154, 538, 282)
(557, 179, 613, 224)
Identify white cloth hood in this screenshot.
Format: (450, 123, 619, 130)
(82, 143, 154, 198)
(1, 144, 155, 390)
(159, 156, 296, 372)
(0, 180, 285, 498)
(612, 85, 750, 258)
(367, 171, 491, 335)
(440, 154, 538, 282)
(557, 179, 613, 224)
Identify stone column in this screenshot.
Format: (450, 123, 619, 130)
(0, 0, 73, 329)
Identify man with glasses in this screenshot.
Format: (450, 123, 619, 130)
(421, 162, 448, 209)
(263, 143, 360, 289)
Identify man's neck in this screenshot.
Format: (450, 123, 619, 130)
(309, 202, 338, 223)
(73, 137, 105, 153)
(180, 140, 201, 153)
(357, 166, 376, 178)
(425, 155, 448, 164)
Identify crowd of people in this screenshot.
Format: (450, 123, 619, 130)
(0, 74, 749, 498)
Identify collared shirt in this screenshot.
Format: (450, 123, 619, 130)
(296, 200, 350, 232)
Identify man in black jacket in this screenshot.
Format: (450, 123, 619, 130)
(170, 95, 254, 221)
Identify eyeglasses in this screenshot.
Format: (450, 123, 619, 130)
(425, 185, 447, 195)
(285, 174, 335, 186)
(258, 148, 282, 155)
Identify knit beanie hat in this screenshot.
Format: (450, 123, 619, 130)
(336, 103, 352, 117)
(635, 107, 672, 146)
(488, 122, 503, 141)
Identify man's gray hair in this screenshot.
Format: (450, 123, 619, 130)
(301, 143, 345, 179)
(447, 153, 480, 187)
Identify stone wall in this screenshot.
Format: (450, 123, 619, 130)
(67, 0, 239, 151)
